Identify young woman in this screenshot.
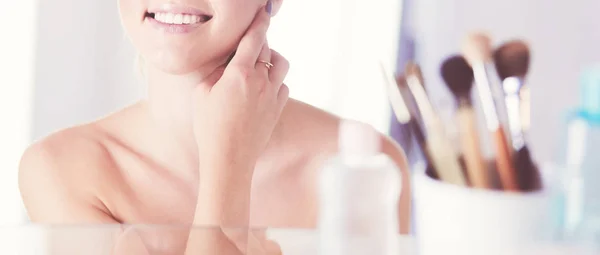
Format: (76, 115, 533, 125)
(19, 0, 410, 253)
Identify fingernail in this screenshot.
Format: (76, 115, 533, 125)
(265, 0, 272, 15)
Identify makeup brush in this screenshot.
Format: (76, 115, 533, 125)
(396, 75, 443, 179)
(393, 75, 428, 151)
(441, 55, 489, 189)
(462, 33, 519, 191)
(379, 62, 411, 125)
(379, 62, 433, 175)
(494, 40, 540, 190)
(494, 40, 531, 139)
(404, 62, 466, 186)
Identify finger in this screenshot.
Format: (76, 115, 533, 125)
(221, 228, 249, 253)
(246, 232, 268, 255)
(277, 83, 290, 109)
(195, 228, 244, 255)
(254, 41, 272, 75)
(268, 50, 289, 86)
(195, 66, 225, 94)
(230, 7, 270, 67)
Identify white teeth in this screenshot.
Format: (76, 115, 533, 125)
(174, 14, 183, 24)
(153, 12, 204, 25)
(166, 13, 175, 23)
(182, 15, 191, 24)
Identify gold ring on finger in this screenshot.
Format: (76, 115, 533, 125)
(257, 60, 274, 70)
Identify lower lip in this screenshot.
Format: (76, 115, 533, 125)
(146, 17, 204, 34)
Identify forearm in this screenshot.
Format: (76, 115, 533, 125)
(185, 159, 255, 254)
(194, 166, 254, 226)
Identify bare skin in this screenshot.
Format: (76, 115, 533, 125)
(19, 1, 411, 253)
(19, 100, 410, 250)
(21, 97, 408, 221)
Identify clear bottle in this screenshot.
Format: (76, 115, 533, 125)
(318, 120, 402, 255)
(557, 65, 600, 246)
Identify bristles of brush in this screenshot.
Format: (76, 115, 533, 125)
(462, 32, 493, 66)
(441, 55, 475, 103)
(493, 40, 531, 80)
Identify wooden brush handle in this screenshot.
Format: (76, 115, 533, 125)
(492, 128, 519, 191)
(457, 108, 489, 189)
(426, 118, 467, 186)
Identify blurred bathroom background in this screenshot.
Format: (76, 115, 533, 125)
(1, 0, 600, 225)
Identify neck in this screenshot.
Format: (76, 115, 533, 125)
(144, 63, 222, 173)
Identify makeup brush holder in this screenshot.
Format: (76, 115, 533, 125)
(413, 162, 557, 255)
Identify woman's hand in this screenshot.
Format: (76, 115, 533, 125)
(189, 3, 288, 228)
(192, 6, 289, 174)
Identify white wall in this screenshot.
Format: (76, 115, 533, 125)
(32, 0, 143, 140)
(269, 0, 401, 132)
(0, 0, 144, 224)
(0, 0, 37, 224)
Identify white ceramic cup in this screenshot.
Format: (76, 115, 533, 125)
(413, 162, 556, 255)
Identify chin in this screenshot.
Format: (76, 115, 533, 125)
(146, 53, 214, 75)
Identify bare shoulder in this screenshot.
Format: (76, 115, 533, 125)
(277, 99, 340, 152)
(19, 122, 118, 223)
(280, 99, 409, 169)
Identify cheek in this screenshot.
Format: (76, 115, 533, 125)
(207, 2, 262, 48)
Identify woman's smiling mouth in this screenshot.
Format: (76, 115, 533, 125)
(145, 12, 212, 25)
(144, 3, 213, 33)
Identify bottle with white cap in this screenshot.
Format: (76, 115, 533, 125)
(318, 119, 401, 255)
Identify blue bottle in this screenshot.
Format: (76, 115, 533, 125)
(558, 65, 600, 245)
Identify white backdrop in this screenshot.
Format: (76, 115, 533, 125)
(0, 0, 37, 225)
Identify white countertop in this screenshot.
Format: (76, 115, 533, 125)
(267, 229, 597, 255)
(267, 230, 417, 255)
